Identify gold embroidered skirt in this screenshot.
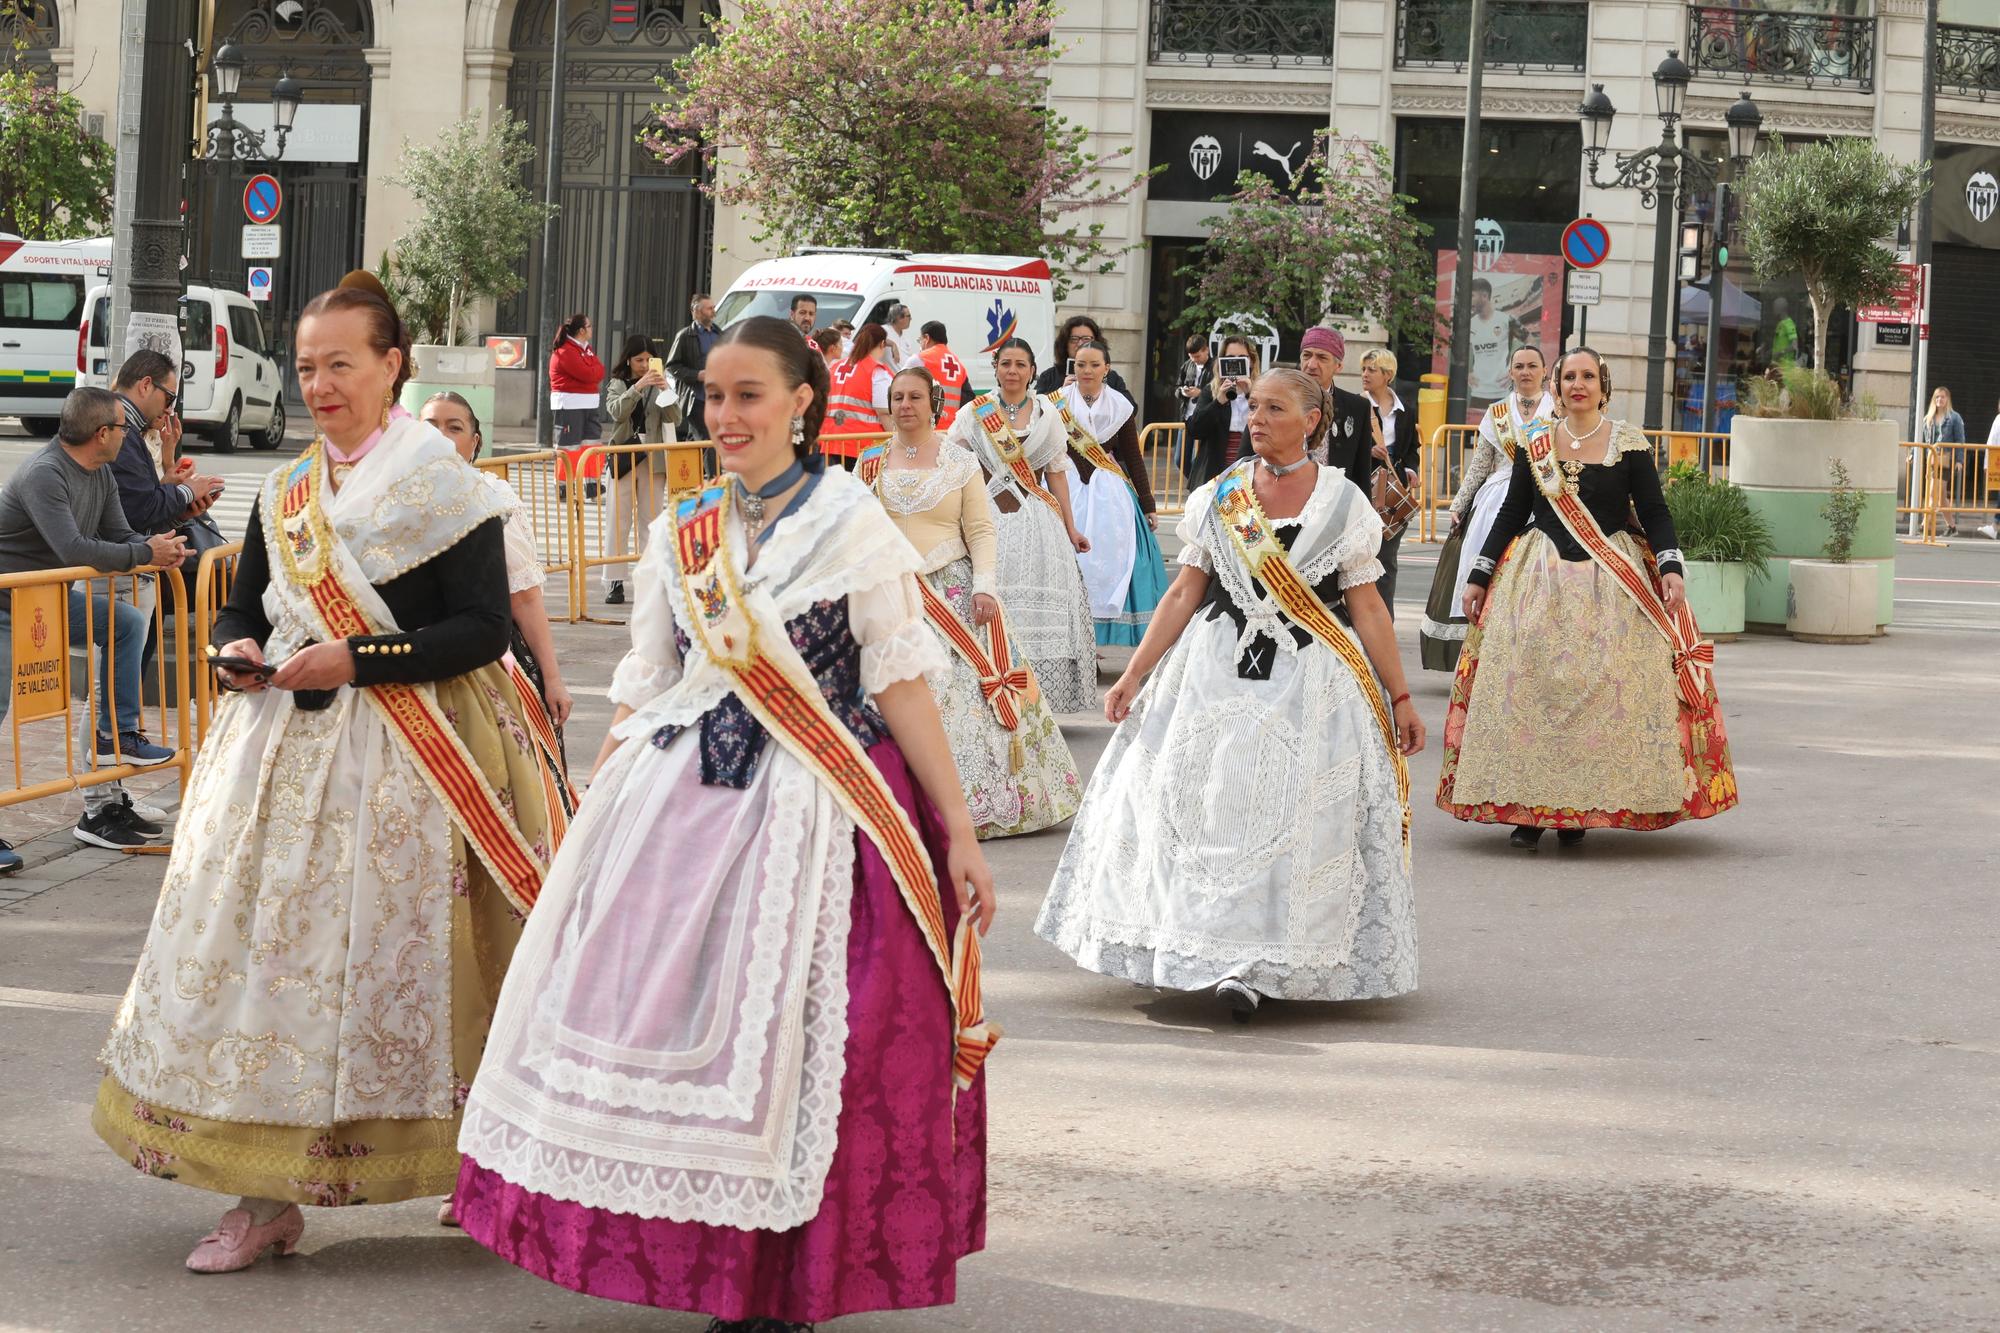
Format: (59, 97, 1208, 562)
(1438, 529, 1737, 828)
(93, 664, 549, 1206)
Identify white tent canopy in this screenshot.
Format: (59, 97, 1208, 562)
(1679, 277, 1763, 329)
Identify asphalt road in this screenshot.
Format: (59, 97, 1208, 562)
(1, 571, 1995, 1330)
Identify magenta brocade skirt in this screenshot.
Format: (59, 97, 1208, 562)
(453, 739, 989, 1323)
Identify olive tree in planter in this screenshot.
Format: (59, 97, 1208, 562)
(1787, 459, 1875, 642)
(1731, 138, 1924, 633)
(1661, 462, 1775, 639)
(385, 111, 554, 426)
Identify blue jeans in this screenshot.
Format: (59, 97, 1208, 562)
(66, 586, 147, 739)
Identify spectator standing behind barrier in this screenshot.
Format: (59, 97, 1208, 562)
(599, 334, 670, 607)
(1173, 334, 1224, 485)
(1215, 335, 1262, 470)
(664, 293, 720, 442)
(1981, 400, 2000, 541)
(1036, 315, 1137, 405)
(548, 312, 605, 450)
(0, 387, 189, 862)
(1919, 386, 1967, 537)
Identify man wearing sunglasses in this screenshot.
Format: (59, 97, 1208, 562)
(109, 351, 224, 537)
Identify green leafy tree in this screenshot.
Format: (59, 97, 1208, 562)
(385, 111, 554, 343)
(1177, 134, 1432, 346)
(0, 46, 113, 240)
(648, 0, 1144, 298)
(1741, 136, 1927, 376)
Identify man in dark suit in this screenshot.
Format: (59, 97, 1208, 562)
(664, 293, 721, 441)
(1173, 334, 1226, 485)
(1297, 326, 1375, 496)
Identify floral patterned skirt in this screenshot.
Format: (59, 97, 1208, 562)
(924, 558, 1082, 839)
(91, 665, 545, 1205)
(1437, 530, 1738, 829)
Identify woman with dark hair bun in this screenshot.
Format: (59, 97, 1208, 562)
(455, 314, 998, 1331)
(548, 311, 605, 450)
(945, 334, 1097, 711)
(94, 270, 555, 1271)
(1440, 346, 1738, 848)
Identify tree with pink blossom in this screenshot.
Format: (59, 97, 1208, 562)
(1179, 134, 1432, 347)
(648, 0, 1144, 297)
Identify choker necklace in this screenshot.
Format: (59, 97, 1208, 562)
(735, 460, 804, 530)
(999, 395, 1031, 415)
(1261, 454, 1312, 477)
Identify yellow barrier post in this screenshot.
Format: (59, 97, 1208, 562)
(1137, 422, 1187, 516)
(1417, 374, 1448, 541)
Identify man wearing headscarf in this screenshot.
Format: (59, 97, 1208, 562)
(1296, 326, 1376, 495)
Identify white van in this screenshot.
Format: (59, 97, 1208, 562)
(0, 235, 112, 436)
(715, 249, 1057, 395)
(79, 282, 288, 452)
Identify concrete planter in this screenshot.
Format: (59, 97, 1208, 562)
(1728, 416, 1898, 634)
(1786, 559, 1878, 643)
(1682, 560, 1746, 639)
(400, 344, 495, 429)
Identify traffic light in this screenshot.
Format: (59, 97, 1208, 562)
(1679, 222, 1703, 282)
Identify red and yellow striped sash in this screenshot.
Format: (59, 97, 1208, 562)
(274, 447, 546, 915)
(674, 483, 997, 1090)
(913, 578, 1037, 731)
(968, 394, 1061, 515)
(506, 658, 574, 845)
(1522, 423, 1713, 710)
(1212, 462, 1411, 863)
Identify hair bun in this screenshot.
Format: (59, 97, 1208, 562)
(339, 270, 394, 305)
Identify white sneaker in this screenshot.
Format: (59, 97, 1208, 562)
(1979, 523, 1999, 540)
(127, 796, 170, 825)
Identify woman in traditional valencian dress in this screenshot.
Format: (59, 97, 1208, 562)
(1439, 347, 1738, 849)
(866, 364, 1081, 839)
(944, 337, 1096, 713)
(1036, 370, 1425, 1022)
(421, 391, 576, 819)
(1420, 345, 1552, 671)
(92, 273, 555, 1271)
(1055, 340, 1167, 647)
(453, 317, 998, 1332)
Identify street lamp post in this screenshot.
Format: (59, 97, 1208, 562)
(199, 45, 304, 281)
(1578, 53, 1762, 432)
(1699, 91, 1765, 436)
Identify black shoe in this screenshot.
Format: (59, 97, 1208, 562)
(1216, 977, 1260, 1023)
(0, 838, 21, 876)
(74, 806, 150, 850)
(113, 793, 165, 840)
(1556, 828, 1586, 847)
(1509, 826, 1544, 850)
(605, 581, 625, 606)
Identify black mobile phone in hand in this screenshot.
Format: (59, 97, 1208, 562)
(1218, 356, 1251, 381)
(209, 654, 274, 680)
(1065, 358, 1076, 378)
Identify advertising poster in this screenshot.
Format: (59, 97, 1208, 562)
(1432, 243, 1564, 414)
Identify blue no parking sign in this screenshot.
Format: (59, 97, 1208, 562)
(243, 174, 283, 226)
(1561, 217, 1611, 270)
(247, 266, 274, 302)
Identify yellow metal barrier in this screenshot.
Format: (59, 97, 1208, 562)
(571, 442, 714, 623)
(191, 543, 244, 747)
(1898, 440, 1999, 540)
(1137, 422, 1188, 516)
(476, 450, 579, 621)
(3, 565, 192, 814)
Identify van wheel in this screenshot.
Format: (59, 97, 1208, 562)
(211, 397, 240, 453)
(253, 397, 286, 450)
(21, 417, 59, 439)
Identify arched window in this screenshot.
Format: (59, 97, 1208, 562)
(1, 1, 59, 80)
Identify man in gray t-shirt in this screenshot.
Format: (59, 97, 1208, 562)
(0, 387, 188, 862)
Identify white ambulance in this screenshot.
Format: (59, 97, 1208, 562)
(0, 235, 113, 436)
(715, 249, 1057, 395)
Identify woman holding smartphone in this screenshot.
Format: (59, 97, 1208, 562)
(1215, 336, 1261, 470)
(599, 333, 670, 606)
(93, 272, 554, 1272)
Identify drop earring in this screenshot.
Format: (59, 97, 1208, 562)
(790, 415, 805, 449)
(380, 391, 393, 430)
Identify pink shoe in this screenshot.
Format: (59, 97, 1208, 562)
(437, 1197, 460, 1228)
(184, 1205, 305, 1273)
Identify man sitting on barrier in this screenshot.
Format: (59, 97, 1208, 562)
(0, 387, 189, 860)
